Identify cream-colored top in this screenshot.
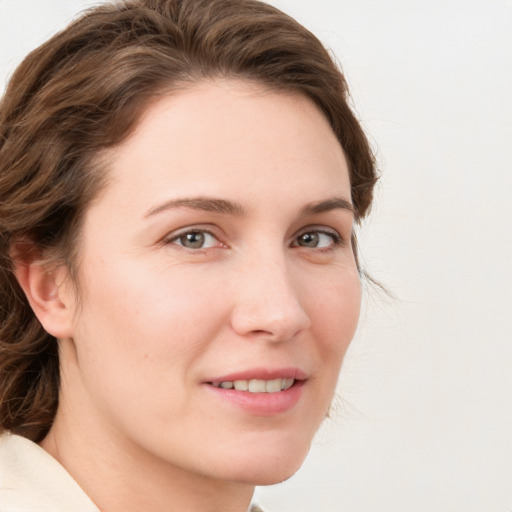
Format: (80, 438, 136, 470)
(0, 433, 265, 512)
(0, 432, 99, 512)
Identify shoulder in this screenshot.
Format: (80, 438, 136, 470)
(0, 432, 99, 512)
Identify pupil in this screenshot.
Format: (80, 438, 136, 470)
(300, 232, 318, 247)
(183, 232, 205, 248)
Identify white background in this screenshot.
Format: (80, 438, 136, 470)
(1, 1, 511, 511)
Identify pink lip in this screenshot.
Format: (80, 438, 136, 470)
(202, 367, 307, 416)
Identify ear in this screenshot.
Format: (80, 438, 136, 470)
(12, 241, 76, 339)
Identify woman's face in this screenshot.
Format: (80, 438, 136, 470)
(58, 80, 361, 485)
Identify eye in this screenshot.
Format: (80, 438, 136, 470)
(294, 230, 341, 249)
(169, 230, 220, 250)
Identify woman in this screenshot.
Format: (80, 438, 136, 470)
(0, 0, 377, 510)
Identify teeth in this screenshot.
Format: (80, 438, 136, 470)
(216, 378, 295, 393)
(233, 380, 249, 391)
(282, 378, 294, 390)
(249, 379, 266, 392)
(265, 378, 282, 393)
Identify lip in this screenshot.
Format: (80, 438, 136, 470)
(202, 367, 307, 416)
(204, 367, 308, 384)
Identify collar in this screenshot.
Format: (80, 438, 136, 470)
(0, 432, 100, 512)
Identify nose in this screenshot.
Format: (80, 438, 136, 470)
(229, 252, 311, 342)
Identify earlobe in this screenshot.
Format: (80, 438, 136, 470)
(12, 243, 75, 339)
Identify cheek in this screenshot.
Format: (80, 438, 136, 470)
(306, 269, 361, 409)
(66, 261, 231, 432)
(70, 258, 229, 380)
(311, 269, 361, 353)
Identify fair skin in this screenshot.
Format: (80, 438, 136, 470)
(18, 80, 361, 512)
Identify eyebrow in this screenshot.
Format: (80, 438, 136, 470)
(145, 197, 246, 217)
(145, 195, 354, 218)
(300, 197, 355, 216)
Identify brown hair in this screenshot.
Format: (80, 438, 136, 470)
(0, 0, 377, 443)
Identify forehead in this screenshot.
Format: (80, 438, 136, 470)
(95, 79, 351, 213)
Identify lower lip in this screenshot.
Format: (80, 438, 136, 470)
(204, 381, 305, 416)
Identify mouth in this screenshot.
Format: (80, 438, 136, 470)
(209, 378, 295, 393)
(204, 369, 306, 415)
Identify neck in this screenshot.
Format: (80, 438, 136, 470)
(40, 395, 255, 512)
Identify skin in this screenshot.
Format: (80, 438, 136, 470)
(26, 80, 361, 512)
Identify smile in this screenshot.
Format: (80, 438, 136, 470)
(211, 378, 295, 393)
(206, 376, 305, 415)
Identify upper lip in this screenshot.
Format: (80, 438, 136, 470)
(204, 367, 308, 384)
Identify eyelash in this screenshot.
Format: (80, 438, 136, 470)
(293, 228, 344, 250)
(165, 228, 222, 250)
(164, 226, 344, 252)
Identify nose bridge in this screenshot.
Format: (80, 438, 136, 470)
(230, 244, 311, 340)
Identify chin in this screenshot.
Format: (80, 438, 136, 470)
(210, 416, 322, 485)
(240, 460, 306, 486)
(224, 443, 310, 486)
(250, 467, 303, 486)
